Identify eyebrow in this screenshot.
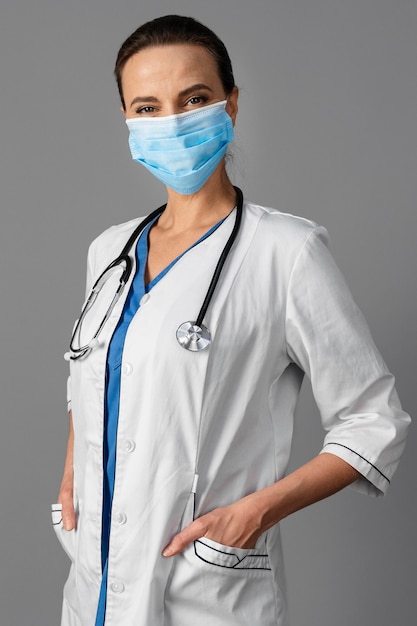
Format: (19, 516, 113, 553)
(129, 83, 214, 108)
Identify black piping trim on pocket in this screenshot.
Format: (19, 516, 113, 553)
(51, 505, 63, 526)
(323, 443, 390, 483)
(194, 540, 271, 571)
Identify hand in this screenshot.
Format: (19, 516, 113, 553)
(58, 410, 76, 531)
(162, 497, 264, 557)
(162, 453, 361, 558)
(57, 472, 76, 531)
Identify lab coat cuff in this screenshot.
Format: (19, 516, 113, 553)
(320, 443, 390, 497)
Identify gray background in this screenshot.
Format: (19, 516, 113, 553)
(0, 1, 415, 624)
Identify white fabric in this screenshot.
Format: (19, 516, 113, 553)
(56, 201, 410, 625)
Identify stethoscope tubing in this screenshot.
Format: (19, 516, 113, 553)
(195, 186, 243, 328)
(66, 187, 243, 359)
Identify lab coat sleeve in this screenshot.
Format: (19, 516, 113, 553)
(66, 239, 97, 413)
(285, 227, 411, 496)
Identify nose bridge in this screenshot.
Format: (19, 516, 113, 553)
(165, 104, 181, 116)
(162, 81, 195, 116)
(164, 94, 184, 117)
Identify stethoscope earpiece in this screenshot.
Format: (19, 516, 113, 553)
(88, 338, 100, 350)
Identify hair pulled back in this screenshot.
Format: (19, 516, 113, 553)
(115, 15, 236, 109)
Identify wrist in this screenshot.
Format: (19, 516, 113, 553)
(240, 489, 282, 537)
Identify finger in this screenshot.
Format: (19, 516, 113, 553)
(62, 510, 76, 531)
(162, 520, 204, 557)
(61, 498, 76, 531)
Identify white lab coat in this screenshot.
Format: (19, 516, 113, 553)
(53, 201, 410, 626)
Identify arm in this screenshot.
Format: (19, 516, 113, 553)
(56, 237, 97, 530)
(163, 453, 359, 556)
(57, 410, 76, 531)
(164, 228, 409, 556)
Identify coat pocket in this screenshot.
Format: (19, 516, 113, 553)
(51, 503, 76, 562)
(194, 537, 271, 570)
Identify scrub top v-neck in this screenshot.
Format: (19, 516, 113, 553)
(94, 213, 227, 626)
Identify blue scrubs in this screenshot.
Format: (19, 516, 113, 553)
(95, 215, 226, 625)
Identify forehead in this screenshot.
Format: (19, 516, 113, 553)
(121, 44, 222, 93)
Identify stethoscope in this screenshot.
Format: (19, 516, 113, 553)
(64, 186, 243, 360)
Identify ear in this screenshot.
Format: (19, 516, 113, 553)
(226, 86, 239, 126)
(121, 105, 127, 119)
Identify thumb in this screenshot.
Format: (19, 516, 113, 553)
(61, 498, 76, 531)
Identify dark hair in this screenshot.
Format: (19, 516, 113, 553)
(114, 15, 235, 110)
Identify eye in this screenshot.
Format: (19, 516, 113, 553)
(135, 105, 156, 115)
(186, 95, 209, 107)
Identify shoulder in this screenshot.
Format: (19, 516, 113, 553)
(90, 215, 144, 252)
(86, 215, 146, 272)
(244, 200, 329, 256)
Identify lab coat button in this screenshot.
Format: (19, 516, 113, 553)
(110, 580, 124, 594)
(123, 362, 133, 376)
(121, 439, 135, 453)
(114, 511, 127, 525)
(140, 293, 150, 306)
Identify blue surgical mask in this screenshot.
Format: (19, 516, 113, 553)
(126, 100, 234, 195)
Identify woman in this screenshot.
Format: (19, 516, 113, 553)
(54, 15, 410, 626)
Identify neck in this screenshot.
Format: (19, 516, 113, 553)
(159, 167, 237, 232)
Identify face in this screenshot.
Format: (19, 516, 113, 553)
(121, 44, 238, 123)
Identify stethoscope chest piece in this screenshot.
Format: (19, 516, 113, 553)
(176, 321, 211, 351)
(66, 187, 243, 360)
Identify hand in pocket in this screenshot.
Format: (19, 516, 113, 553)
(163, 497, 263, 557)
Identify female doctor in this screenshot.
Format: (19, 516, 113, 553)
(54, 14, 410, 626)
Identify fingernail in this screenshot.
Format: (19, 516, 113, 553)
(162, 546, 173, 557)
